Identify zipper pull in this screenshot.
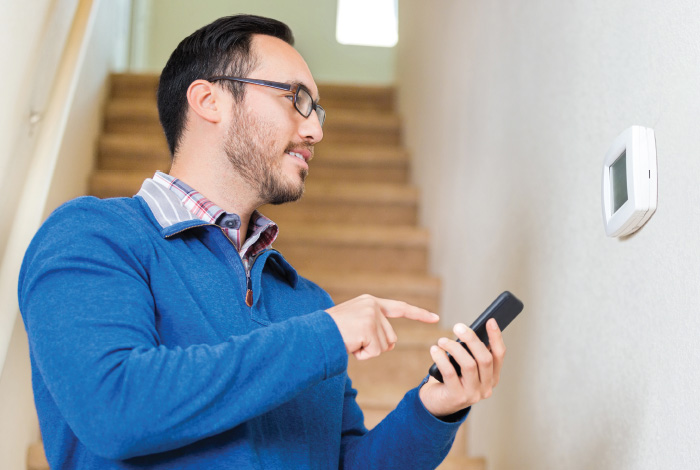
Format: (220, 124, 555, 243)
(245, 271, 253, 307)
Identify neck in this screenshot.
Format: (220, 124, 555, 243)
(169, 151, 262, 238)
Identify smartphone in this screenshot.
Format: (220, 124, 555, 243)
(428, 291, 524, 383)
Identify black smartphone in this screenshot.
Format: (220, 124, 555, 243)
(428, 291, 524, 383)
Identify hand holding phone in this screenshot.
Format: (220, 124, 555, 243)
(428, 291, 523, 383)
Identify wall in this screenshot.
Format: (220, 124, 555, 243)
(398, 1, 700, 469)
(131, 0, 396, 84)
(0, 0, 130, 467)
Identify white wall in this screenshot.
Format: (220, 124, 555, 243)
(0, 0, 131, 467)
(398, 1, 700, 469)
(131, 0, 396, 84)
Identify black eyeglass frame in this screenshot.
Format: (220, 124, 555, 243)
(206, 76, 325, 126)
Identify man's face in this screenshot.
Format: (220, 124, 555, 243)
(222, 35, 323, 205)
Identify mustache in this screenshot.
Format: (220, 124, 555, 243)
(284, 142, 315, 155)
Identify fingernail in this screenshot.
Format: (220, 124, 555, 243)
(430, 345, 439, 354)
(454, 323, 468, 334)
(438, 337, 449, 346)
(488, 318, 498, 329)
(432, 313, 440, 320)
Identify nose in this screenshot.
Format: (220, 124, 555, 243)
(298, 110, 324, 144)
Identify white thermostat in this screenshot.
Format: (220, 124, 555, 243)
(601, 126, 658, 237)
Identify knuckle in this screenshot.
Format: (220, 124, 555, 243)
(442, 368, 458, 380)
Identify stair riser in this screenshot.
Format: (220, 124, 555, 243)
(260, 202, 416, 226)
(274, 244, 428, 274)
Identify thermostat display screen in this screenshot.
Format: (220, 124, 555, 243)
(610, 151, 628, 214)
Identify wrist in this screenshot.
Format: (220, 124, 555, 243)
(419, 379, 470, 421)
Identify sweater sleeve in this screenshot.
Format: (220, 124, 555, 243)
(339, 378, 469, 469)
(18, 199, 348, 460)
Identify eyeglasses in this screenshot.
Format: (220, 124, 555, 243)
(207, 76, 326, 127)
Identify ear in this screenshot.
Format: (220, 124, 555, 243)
(186, 79, 224, 123)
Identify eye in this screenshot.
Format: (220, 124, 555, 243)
(284, 94, 295, 102)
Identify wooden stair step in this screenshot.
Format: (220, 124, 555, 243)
(317, 83, 395, 112)
(98, 134, 171, 171)
(319, 110, 401, 145)
(109, 73, 159, 100)
(109, 74, 395, 112)
(273, 224, 429, 274)
(301, 270, 441, 312)
(261, 182, 418, 225)
(312, 144, 410, 183)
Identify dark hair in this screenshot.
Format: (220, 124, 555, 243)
(157, 15, 294, 156)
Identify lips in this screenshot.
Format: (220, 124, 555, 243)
(284, 147, 312, 163)
(286, 151, 306, 162)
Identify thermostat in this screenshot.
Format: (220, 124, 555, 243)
(601, 126, 657, 237)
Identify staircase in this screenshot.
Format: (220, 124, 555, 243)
(27, 74, 485, 470)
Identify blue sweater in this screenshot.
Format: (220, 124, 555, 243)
(18, 195, 465, 469)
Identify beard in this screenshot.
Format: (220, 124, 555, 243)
(223, 109, 309, 205)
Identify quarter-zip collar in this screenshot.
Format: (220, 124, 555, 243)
(135, 174, 297, 292)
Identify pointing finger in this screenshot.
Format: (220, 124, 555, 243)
(376, 298, 440, 323)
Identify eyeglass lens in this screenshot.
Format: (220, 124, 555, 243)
(295, 87, 325, 126)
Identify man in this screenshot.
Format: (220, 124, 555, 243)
(18, 15, 506, 469)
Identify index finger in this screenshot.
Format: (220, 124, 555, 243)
(376, 298, 440, 323)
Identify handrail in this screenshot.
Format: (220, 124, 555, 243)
(0, 0, 95, 376)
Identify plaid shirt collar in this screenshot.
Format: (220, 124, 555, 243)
(137, 171, 278, 258)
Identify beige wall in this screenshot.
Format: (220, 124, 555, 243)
(131, 0, 396, 84)
(398, 1, 700, 469)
